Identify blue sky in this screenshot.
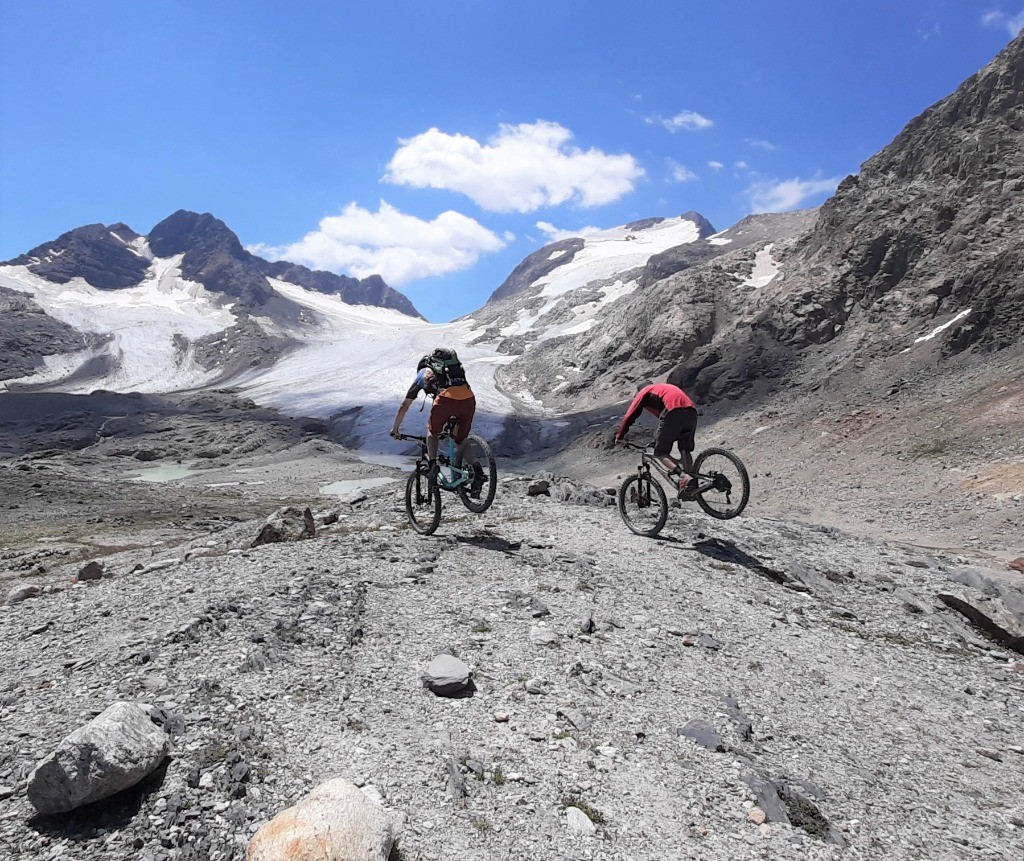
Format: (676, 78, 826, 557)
(2, 1, 1021, 321)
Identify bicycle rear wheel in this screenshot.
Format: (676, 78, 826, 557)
(617, 473, 668, 537)
(405, 469, 441, 534)
(693, 447, 750, 519)
(455, 434, 497, 513)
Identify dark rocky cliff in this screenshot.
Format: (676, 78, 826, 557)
(4, 210, 423, 319)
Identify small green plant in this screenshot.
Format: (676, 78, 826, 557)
(911, 438, 949, 458)
(552, 729, 573, 740)
(471, 620, 492, 633)
(560, 796, 605, 825)
(471, 816, 491, 832)
(346, 718, 366, 732)
(492, 766, 506, 786)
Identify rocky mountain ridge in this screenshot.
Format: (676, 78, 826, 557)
(496, 30, 1024, 416)
(6, 210, 421, 318)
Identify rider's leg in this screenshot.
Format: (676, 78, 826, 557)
(655, 411, 688, 481)
(676, 408, 700, 497)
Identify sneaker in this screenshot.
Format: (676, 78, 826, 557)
(677, 477, 699, 501)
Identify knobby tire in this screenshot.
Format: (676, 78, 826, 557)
(405, 470, 441, 535)
(617, 473, 668, 538)
(455, 434, 497, 513)
(693, 447, 750, 520)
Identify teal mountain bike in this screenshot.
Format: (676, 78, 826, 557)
(396, 418, 497, 535)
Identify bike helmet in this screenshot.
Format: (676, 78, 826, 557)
(415, 367, 438, 395)
(416, 354, 430, 372)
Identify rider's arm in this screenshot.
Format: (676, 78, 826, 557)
(615, 387, 650, 440)
(390, 397, 416, 436)
(391, 379, 422, 436)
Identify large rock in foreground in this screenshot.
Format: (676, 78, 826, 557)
(247, 778, 399, 861)
(27, 701, 170, 815)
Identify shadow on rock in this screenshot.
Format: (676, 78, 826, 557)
(455, 534, 522, 554)
(691, 537, 788, 585)
(29, 757, 171, 839)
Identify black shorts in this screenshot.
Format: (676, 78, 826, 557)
(654, 407, 698, 457)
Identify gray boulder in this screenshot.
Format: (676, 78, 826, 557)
(27, 701, 170, 815)
(5, 584, 41, 606)
(422, 654, 472, 696)
(252, 505, 316, 547)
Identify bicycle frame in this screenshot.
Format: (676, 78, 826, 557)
(625, 443, 725, 497)
(398, 429, 470, 492)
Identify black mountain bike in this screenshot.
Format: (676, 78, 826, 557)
(396, 418, 497, 535)
(618, 442, 750, 537)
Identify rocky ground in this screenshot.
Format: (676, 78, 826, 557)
(1, 365, 1022, 861)
(1, 446, 1023, 860)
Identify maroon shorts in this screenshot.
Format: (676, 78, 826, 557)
(428, 395, 475, 443)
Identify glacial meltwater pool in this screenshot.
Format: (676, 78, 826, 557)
(318, 477, 399, 497)
(126, 465, 197, 483)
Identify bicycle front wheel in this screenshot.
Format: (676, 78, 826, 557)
(455, 434, 497, 513)
(693, 447, 750, 519)
(617, 473, 668, 537)
(405, 470, 441, 535)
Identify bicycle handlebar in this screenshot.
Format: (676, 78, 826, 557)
(395, 433, 427, 443)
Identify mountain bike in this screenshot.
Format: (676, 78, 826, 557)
(396, 419, 497, 535)
(617, 442, 750, 537)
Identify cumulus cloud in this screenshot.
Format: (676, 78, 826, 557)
(248, 201, 507, 285)
(745, 137, 779, 151)
(708, 160, 724, 171)
(536, 221, 604, 242)
(746, 175, 842, 213)
(383, 121, 644, 213)
(645, 110, 714, 132)
(735, 160, 750, 171)
(667, 159, 698, 183)
(982, 9, 1024, 35)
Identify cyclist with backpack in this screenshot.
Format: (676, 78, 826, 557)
(390, 348, 476, 488)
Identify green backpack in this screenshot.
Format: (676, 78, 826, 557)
(423, 348, 467, 389)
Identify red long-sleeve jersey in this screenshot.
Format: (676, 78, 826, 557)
(616, 383, 695, 439)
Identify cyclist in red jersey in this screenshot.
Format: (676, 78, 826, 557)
(614, 382, 700, 498)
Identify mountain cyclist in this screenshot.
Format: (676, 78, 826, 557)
(614, 381, 700, 498)
(390, 348, 476, 489)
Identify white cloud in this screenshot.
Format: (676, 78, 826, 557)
(708, 160, 724, 171)
(982, 9, 1024, 35)
(383, 121, 644, 213)
(746, 175, 842, 213)
(735, 160, 750, 171)
(645, 110, 714, 132)
(667, 159, 698, 183)
(745, 137, 779, 151)
(535, 221, 604, 242)
(248, 201, 507, 286)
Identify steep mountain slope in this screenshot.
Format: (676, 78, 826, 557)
(462, 211, 812, 369)
(503, 31, 1024, 412)
(490, 211, 816, 409)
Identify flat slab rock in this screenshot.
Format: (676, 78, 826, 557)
(422, 654, 472, 696)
